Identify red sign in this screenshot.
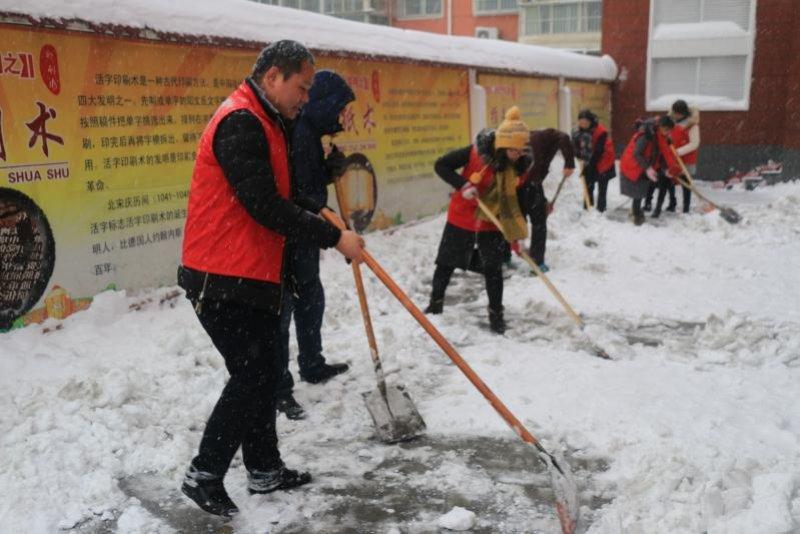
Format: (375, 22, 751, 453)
(39, 44, 60, 95)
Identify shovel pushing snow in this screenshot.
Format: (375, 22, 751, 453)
(475, 198, 611, 360)
(320, 209, 580, 534)
(670, 145, 741, 224)
(334, 181, 425, 443)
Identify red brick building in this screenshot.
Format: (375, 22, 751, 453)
(603, 0, 800, 180)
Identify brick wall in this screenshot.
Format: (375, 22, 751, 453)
(602, 0, 800, 179)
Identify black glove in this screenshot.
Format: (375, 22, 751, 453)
(325, 144, 348, 183)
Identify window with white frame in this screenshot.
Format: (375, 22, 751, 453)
(523, 1, 602, 36)
(474, 0, 518, 15)
(396, 0, 443, 19)
(647, 0, 756, 110)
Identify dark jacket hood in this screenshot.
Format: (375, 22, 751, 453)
(301, 70, 355, 136)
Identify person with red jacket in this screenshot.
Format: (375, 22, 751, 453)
(177, 41, 364, 517)
(619, 116, 679, 225)
(425, 108, 531, 334)
(670, 99, 700, 213)
(572, 109, 616, 212)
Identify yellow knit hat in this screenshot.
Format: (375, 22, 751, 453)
(494, 106, 529, 150)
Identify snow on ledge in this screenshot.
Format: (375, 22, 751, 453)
(652, 21, 748, 41)
(648, 94, 749, 112)
(0, 0, 618, 82)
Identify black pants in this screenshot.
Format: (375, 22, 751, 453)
(517, 183, 547, 265)
(190, 299, 283, 477)
(585, 175, 610, 212)
(278, 245, 326, 397)
(431, 262, 503, 311)
(681, 184, 692, 212)
(646, 179, 676, 209)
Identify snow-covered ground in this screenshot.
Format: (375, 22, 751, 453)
(2, 174, 799, 533)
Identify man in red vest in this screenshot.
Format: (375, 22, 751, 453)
(178, 41, 364, 517)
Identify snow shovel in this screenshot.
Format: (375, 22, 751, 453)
(320, 210, 579, 534)
(333, 181, 425, 443)
(475, 198, 611, 360)
(670, 145, 741, 224)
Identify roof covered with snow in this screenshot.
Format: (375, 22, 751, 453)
(0, 0, 618, 82)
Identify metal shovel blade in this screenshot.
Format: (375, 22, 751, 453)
(719, 206, 741, 224)
(362, 384, 426, 443)
(537, 448, 580, 534)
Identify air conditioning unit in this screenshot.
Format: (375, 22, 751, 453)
(475, 26, 500, 39)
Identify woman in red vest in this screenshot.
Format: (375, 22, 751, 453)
(670, 99, 701, 213)
(425, 108, 531, 334)
(619, 116, 679, 225)
(572, 109, 616, 212)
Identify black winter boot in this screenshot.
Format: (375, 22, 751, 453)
(276, 394, 306, 420)
(248, 466, 312, 495)
(488, 307, 506, 335)
(666, 199, 677, 212)
(301, 362, 349, 384)
(181, 464, 238, 517)
(651, 206, 661, 218)
(424, 298, 444, 314)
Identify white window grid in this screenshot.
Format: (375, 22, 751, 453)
(396, 0, 444, 19)
(646, 0, 757, 111)
(522, 1, 602, 36)
(474, 0, 519, 16)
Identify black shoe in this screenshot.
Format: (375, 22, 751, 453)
(181, 466, 238, 518)
(666, 200, 677, 212)
(643, 201, 652, 212)
(276, 394, 306, 420)
(301, 362, 349, 384)
(633, 212, 645, 226)
(424, 298, 443, 314)
(683, 206, 690, 214)
(651, 207, 661, 218)
(488, 307, 506, 335)
(248, 466, 312, 495)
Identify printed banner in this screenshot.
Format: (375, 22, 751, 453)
(477, 73, 558, 131)
(0, 25, 471, 328)
(318, 56, 470, 229)
(569, 80, 611, 132)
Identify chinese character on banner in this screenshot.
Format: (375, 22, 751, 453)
(1, 52, 35, 79)
(362, 104, 375, 134)
(490, 106, 499, 126)
(341, 104, 358, 135)
(26, 102, 64, 157)
(0, 108, 6, 161)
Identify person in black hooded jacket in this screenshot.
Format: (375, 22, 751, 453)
(275, 70, 355, 420)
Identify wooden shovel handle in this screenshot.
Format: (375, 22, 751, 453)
(474, 198, 585, 329)
(670, 145, 718, 208)
(320, 209, 545, 450)
(331, 181, 386, 389)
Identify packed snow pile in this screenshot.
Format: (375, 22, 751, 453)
(438, 506, 476, 531)
(2, 176, 800, 532)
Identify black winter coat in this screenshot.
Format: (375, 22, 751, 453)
(290, 70, 355, 215)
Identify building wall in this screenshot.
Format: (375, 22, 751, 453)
(393, 3, 519, 41)
(603, 0, 800, 180)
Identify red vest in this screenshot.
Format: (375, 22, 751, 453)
(182, 82, 291, 283)
(446, 146, 497, 232)
(670, 124, 698, 165)
(620, 126, 678, 181)
(592, 124, 616, 173)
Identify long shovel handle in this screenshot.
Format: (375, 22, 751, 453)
(321, 210, 547, 451)
(550, 173, 570, 207)
(520, 250, 585, 329)
(320, 211, 579, 534)
(333, 180, 387, 391)
(669, 145, 717, 208)
(579, 163, 593, 210)
(475, 198, 584, 329)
